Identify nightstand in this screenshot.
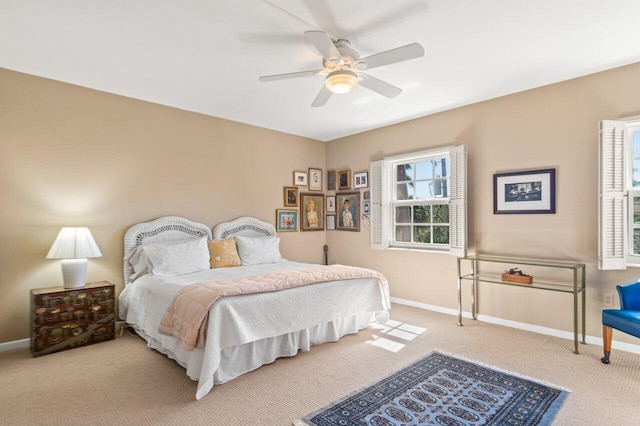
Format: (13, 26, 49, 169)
(30, 281, 115, 357)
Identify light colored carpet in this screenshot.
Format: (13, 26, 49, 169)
(1, 303, 639, 425)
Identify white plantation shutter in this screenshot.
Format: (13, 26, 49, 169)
(370, 160, 384, 250)
(599, 120, 626, 270)
(449, 145, 467, 257)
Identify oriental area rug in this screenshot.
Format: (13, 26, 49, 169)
(296, 351, 569, 426)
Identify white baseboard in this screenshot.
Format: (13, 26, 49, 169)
(0, 338, 30, 353)
(4, 302, 639, 356)
(390, 297, 640, 355)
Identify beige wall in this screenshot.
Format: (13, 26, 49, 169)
(3, 62, 640, 347)
(0, 68, 326, 343)
(326, 61, 640, 345)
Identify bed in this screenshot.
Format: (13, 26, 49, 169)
(118, 216, 390, 399)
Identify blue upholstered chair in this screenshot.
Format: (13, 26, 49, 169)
(601, 281, 640, 364)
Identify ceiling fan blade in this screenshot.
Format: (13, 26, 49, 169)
(265, 0, 324, 33)
(359, 74, 402, 98)
(350, 1, 428, 37)
(311, 86, 332, 107)
(305, 30, 341, 61)
(259, 70, 322, 82)
(301, 0, 345, 41)
(358, 43, 425, 70)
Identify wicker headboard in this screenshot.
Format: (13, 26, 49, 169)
(212, 216, 276, 241)
(123, 216, 212, 284)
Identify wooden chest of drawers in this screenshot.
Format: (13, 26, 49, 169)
(30, 281, 115, 357)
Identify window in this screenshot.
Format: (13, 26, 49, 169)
(629, 126, 640, 256)
(599, 118, 640, 269)
(393, 156, 451, 247)
(370, 145, 467, 256)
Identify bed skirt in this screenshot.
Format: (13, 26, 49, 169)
(130, 310, 381, 396)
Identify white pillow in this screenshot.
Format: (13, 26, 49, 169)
(126, 238, 201, 281)
(125, 245, 151, 282)
(142, 237, 210, 276)
(234, 236, 283, 265)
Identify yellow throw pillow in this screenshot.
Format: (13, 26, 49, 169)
(208, 238, 241, 268)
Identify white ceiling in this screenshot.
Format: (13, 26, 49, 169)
(2, 0, 640, 142)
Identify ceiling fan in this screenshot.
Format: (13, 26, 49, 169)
(258, 30, 425, 107)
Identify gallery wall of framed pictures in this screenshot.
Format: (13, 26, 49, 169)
(276, 166, 372, 234)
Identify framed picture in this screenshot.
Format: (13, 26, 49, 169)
(354, 171, 368, 189)
(300, 193, 325, 231)
(293, 170, 308, 186)
(338, 170, 351, 190)
(327, 170, 336, 191)
(326, 214, 336, 231)
(326, 195, 336, 212)
(276, 209, 298, 232)
(363, 190, 370, 201)
(308, 167, 322, 191)
(493, 168, 556, 214)
(336, 192, 360, 232)
(363, 201, 370, 215)
(283, 186, 298, 207)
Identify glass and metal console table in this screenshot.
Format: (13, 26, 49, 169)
(456, 255, 586, 354)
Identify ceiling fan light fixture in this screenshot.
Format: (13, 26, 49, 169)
(325, 70, 358, 94)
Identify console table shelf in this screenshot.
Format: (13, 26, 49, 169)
(456, 255, 586, 354)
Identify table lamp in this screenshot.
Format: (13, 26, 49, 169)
(46, 227, 102, 288)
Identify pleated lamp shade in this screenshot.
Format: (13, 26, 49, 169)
(47, 227, 102, 288)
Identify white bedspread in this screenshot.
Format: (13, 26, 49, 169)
(119, 261, 390, 399)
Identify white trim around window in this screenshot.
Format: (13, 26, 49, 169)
(598, 118, 640, 269)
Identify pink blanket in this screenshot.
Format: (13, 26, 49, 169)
(158, 264, 388, 351)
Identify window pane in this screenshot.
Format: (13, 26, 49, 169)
(433, 179, 449, 198)
(396, 226, 411, 242)
(432, 205, 449, 223)
(634, 228, 640, 255)
(634, 160, 640, 188)
(413, 206, 430, 223)
(396, 164, 413, 182)
(413, 226, 431, 243)
(433, 225, 450, 244)
(434, 158, 450, 178)
(415, 160, 433, 180)
(396, 183, 412, 200)
(414, 181, 431, 199)
(634, 130, 640, 157)
(396, 206, 411, 223)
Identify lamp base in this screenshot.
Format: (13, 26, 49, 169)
(61, 259, 88, 288)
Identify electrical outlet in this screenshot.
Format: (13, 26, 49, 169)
(603, 293, 614, 307)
